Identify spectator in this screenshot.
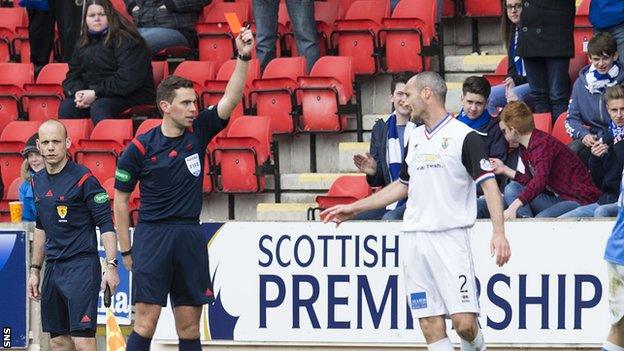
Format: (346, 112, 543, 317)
(125, 0, 211, 54)
(19, 133, 44, 222)
(490, 101, 601, 218)
(59, 0, 155, 125)
(352, 72, 415, 220)
(487, 0, 533, 115)
(20, 0, 83, 77)
(561, 85, 624, 218)
(516, 0, 575, 123)
(566, 32, 624, 165)
(590, 0, 624, 66)
(457, 76, 508, 219)
(253, 0, 319, 73)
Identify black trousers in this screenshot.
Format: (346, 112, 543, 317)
(27, 0, 83, 72)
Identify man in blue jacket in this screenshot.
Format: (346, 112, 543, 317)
(590, 0, 624, 66)
(566, 32, 624, 164)
(352, 72, 415, 220)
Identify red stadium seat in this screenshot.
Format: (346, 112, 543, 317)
(0, 177, 22, 217)
(533, 113, 552, 134)
(0, 8, 27, 62)
(552, 112, 572, 145)
(0, 120, 41, 190)
(202, 58, 259, 117)
(0, 62, 34, 131)
(62, 119, 93, 158)
(574, 27, 593, 55)
(211, 116, 273, 193)
(76, 119, 133, 184)
(135, 118, 162, 137)
(297, 56, 355, 133)
(110, 0, 132, 22)
(464, 0, 502, 17)
(250, 57, 306, 134)
(483, 57, 508, 86)
(197, 2, 250, 68)
(442, 0, 455, 18)
(151, 61, 169, 88)
(575, 0, 590, 28)
(380, 0, 437, 73)
(331, 0, 390, 75)
(313, 175, 371, 220)
(569, 52, 589, 85)
(22, 63, 68, 121)
(173, 60, 216, 90)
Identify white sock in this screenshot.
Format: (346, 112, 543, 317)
(460, 328, 486, 351)
(428, 337, 453, 351)
(603, 341, 624, 351)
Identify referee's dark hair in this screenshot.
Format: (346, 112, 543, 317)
(462, 76, 491, 100)
(156, 75, 195, 114)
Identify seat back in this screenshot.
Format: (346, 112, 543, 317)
(333, 0, 389, 75)
(151, 61, 169, 88)
(213, 116, 272, 192)
(36, 63, 69, 84)
(0, 8, 27, 39)
(63, 119, 94, 157)
(533, 113, 553, 134)
(173, 61, 216, 89)
(463, 0, 502, 17)
(575, 0, 590, 27)
(315, 175, 371, 218)
(552, 112, 572, 145)
(297, 56, 354, 132)
(483, 57, 509, 86)
(135, 118, 162, 136)
(0, 121, 41, 189)
(252, 57, 306, 134)
(82, 119, 133, 152)
(574, 27, 592, 55)
(198, 2, 250, 68)
(0, 62, 33, 88)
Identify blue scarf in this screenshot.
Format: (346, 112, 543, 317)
(87, 27, 109, 39)
(585, 62, 620, 94)
(610, 121, 624, 140)
(386, 114, 407, 209)
(509, 28, 525, 77)
(457, 108, 491, 131)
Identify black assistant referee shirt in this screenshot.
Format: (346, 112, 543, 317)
(34, 160, 115, 261)
(115, 106, 228, 224)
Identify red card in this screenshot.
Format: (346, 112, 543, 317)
(225, 12, 243, 34)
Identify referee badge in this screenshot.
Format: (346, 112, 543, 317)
(57, 205, 68, 219)
(185, 153, 201, 177)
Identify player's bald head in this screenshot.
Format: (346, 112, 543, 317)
(38, 119, 68, 139)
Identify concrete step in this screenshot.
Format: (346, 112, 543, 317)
(256, 202, 318, 221)
(444, 54, 505, 73)
(266, 172, 363, 191)
(200, 192, 323, 221)
(339, 142, 369, 173)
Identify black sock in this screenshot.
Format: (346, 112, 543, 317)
(126, 331, 152, 351)
(178, 338, 201, 351)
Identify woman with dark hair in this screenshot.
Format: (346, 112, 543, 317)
(19, 133, 44, 222)
(59, 0, 155, 125)
(487, 0, 533, 116)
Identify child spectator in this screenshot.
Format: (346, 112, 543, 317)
(490, 101, 601, 218)
(19, 134, 44, 222)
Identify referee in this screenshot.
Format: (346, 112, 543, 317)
(114, 28, 254, 351)
(322, 72, 511, 351)
(27, 119, 119, 351)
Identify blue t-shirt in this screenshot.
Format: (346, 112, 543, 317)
(606, 173, 624, 265)
(34, 161, 114, 261)
(114, 106, 227, 223)
(19, 175, 36, 222)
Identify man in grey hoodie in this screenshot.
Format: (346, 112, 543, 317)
(566, 32, 624, 165)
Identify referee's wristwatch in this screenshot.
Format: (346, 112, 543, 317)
(106, 258, 118, 268)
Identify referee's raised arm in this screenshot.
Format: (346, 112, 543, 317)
(217, 27, 255, 120)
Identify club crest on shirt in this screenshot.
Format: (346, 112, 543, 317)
(441, 137, 451, 149)
(57, 205, 68, 220)
(185, 153, 201, 177)
(480, 159, 494, 171)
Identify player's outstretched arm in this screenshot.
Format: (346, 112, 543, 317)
(480, 177, 511, 267)
(113, 189, 133, 271)
(321, 180, 408, 226)
(217, 28, 254, 120)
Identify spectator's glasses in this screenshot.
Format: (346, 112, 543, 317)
(505, 4, 522, 11)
